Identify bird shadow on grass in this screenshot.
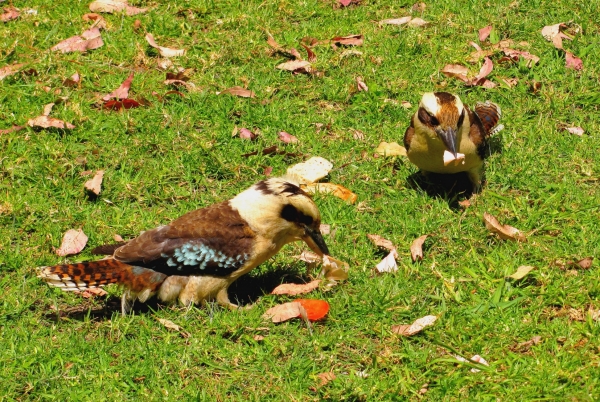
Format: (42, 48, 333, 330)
(406, 171, 476, 209)
(42, 266, 310, 321)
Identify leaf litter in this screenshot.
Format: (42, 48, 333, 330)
(56, 229, 88, 256)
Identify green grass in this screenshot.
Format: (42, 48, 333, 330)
(2, 0, 600, 399)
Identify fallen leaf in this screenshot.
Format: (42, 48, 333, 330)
(317, 372, 336, 386)
(75, 287, 108, 298)
(319, 224, 331, 235)
(263, 301, 305, 323)
(278, 131, 299, 144)
(157, 58, 173, 70)
(367, 234, 395, 251)
(339, 0, 352, 6)
(565, 51, 583, 70)
(303, 183, 358, 204)
(51, 27, 103, 53)
(89, 0, 147, 16)
(410, 235, 428, 262)
(321, 255, 349, 281)
(56, 229, 88, 256)
(276, 60, 312, 74)
(218, 86, 255, 98)
(238, 127, 257, 140)
(113, 234, 124, 242)
(458, 199, 471, 208)
(502, 49, 540, 67)
(253, 334, 265, 341)
(483, 212, 526, 242)
(375, 249, 398, 273)
(479, 25, 493, 42)
(401, 101, 412, 109)
(42, 103, 55, 116)
(443, 150, 466, 166)
(407, 17, 428, 27)
(271, 280, 321, 296)
(473, 57, 494, 84)
(1, 6, 20, 22)
(103, 72, 134, 101)
(84, 170, 104, 195)
(392, 315, 437, 336)
(286, 156, 333, 184)
(82, 13, 107, 29)
(332, 35, 363, 47)
(156, 318, 181, 331)
(28, 107, 75, 130)
(563, 126, 584, 136)
(102, 99, 142, 111)
(501, 77, 519, 88)
(375, 141, 407, 156)
(508, 265, 535, 280)
(264, 166, 273, 176)
(356, 76, 368, 92)
(0, 63, 25, 80)
(541, 23, 571, 49)
(441, 64, 470, 83)
(63, 72, 81, 88)
(145, 33, 185, 58)
(570, 257, 593, 269)
(300, 44, 316, 62)
(510, 335, 542, 353)
(412, 2, 426, 12)
(380, 16, 412, 26)
(0, 125, 25, 135)
(296, 250, 321, 264)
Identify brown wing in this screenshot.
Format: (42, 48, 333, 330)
(467, 106, 488, 160)
(473, 101, 502, 136)
(113, 201, 256, 277)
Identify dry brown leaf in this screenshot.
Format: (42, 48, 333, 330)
(332, 35, 364, 47)
(322, 255, 349, 281)
(410, 235, 428, 262)
(412, 2, 426, 12)
(157, 318, 181, 331)
(278, 131, 299, 144)
(507, 265, 535, 280)
(483, 212, 526, 242)
(356, 76, 368, 92)
(300, 44, 317, 62)
(319, 224, 331, 235)
(82, 13, 107, 29)
(454, 354, 489, 372)
(28, 115, 75, 130)
(375, 249, 398, 273)
(478, 25, 493, 42)
(563, 126, 584, 136)
(441, 64, 470, 82)
(510, 336, 542, 353)
(218, 86, 255, 98)
(84, 170, 104, 195)
(63, 72, 81, 88)
(262, 301, 305, 323)
(0, 125, 25, 135)
(51, 27, 103, 53)
(89, 0, 147, 15)
(379, 16, 412, 26)
(0, 63, 25, 80)
(276, 60, 312, 74)
(317, 372, 336, 386)
(56, 229, 88, 256)
(565, 51, 583, 70)
(271, 280, 321, 296)
(286, 157, 333, 184)
(401, 101, 412, 109)
(296, 250, 321, 265)
(303, 183, 358, 204)
(392, 315, 437, 336)
(113, 234, 124, 242)
(541, 23, 571, 49)
(103, 72, 134, 101)
(367, 234, 395, 251)
(407, 17, 428, 27)
(1, 6, 20, 22)
(145, 33, 185, 58)
(570, 257, 593, 270)
(238, 127, 257, 140)
(374, 141, 407, 156)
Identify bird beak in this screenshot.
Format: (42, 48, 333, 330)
(303, 226, 330, 256)
(436, 127, 458, 157)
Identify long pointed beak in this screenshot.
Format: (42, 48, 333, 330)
(303, 226, 330, 256)
(436, 127, 457, 157)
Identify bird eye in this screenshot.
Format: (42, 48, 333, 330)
(429, 114, 439, 126)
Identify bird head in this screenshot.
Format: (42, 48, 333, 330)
(230, 177, 329, 256)
(418, 92, 466, 157)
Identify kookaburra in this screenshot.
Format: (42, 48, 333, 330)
(38, 178, 330, 314)
(403, 92, 502, 192)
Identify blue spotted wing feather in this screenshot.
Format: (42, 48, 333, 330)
(113, 201, 255, 277)
(474, 101, 503, 137)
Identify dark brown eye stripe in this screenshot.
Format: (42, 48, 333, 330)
(280, 204, 313, 226)
(418, 107, 439, 127)
(457, 110, 465, 127)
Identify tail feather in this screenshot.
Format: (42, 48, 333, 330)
(37, 259, 167, 293)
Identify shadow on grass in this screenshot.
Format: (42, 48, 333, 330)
(43, 266, 310, 321)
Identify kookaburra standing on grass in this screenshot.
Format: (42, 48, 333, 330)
(403, 92, 502, 192)
(38, 178, 330, 314)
